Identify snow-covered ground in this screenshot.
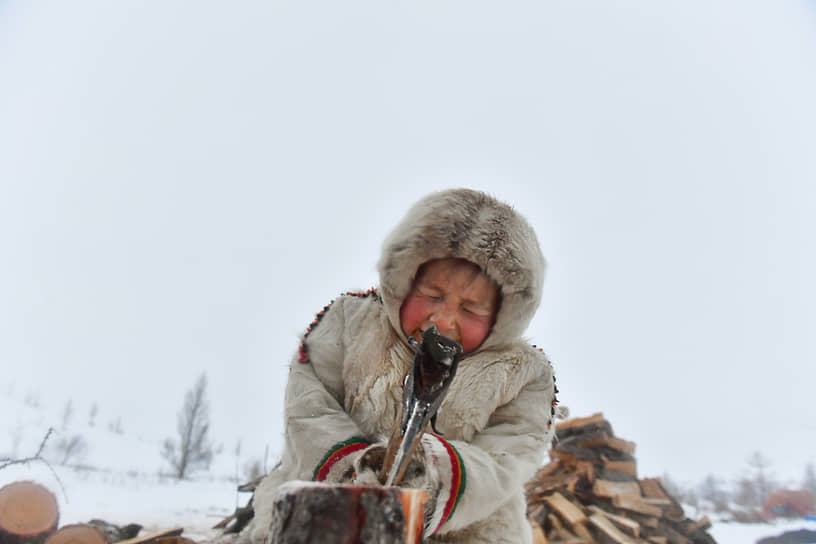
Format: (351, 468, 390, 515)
(2, 389, 815, 543)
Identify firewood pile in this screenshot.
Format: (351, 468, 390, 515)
(526, 413, 716, 544)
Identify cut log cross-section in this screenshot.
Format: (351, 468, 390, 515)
(268, 482, 428, 544)
(0, 481, 59, 544)
(44, 525, 107, 544)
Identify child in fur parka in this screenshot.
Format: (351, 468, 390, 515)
(245, 188, 563, 544)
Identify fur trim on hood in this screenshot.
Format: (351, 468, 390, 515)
(378, 188, 546, 352)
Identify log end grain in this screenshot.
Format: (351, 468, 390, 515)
(44, 524, 107, 544)
(0, 481, 59, 544)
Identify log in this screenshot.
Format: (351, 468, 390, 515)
(0, 481, 59, 544)
(44, 525, 107, 544)
(268, 482, 428, 544)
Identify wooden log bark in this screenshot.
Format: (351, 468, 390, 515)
(44, 525, 106, 544)
(0, 481, 59, 544)
(268, 482, 427, 544)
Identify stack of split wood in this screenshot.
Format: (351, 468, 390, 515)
(0, 480, 191, 544)
(526, 414, 716, 544)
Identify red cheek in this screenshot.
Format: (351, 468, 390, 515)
(399, 294, 430, 337)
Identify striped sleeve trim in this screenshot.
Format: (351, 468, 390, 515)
(428, 433, 466, 535)
(313, 437, 371, 482)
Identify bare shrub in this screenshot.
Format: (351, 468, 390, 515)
(52, 434, 88, 465)
(161, 373, 214, 479)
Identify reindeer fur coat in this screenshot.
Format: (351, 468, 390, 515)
(244, 189, 561, 544)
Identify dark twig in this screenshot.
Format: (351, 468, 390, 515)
(0, 427, 68, 501)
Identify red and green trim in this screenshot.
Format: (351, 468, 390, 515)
(429, 433, 466, 534)
(313, 437, 371, 481)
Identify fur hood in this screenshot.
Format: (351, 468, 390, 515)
(378, 188, 546, 352)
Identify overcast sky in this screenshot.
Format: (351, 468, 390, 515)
(2, 1, 815, 487)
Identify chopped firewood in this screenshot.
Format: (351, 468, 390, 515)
(268, 482, 427, 544)
(592, 479, 641, 499)
(587, 505, 640, 538)
(115, 527, 184, 544)
(579, 436, 636, 455)
(530, 519, 548, 544)
(604, 460, 637, 477)
(527, 414, 715, 543)
(543, 492, 588, 527)
(555, 412, 608, 432)
(542, 493, 593, 541)
(589, 513, 633, 544)
(612, 495, 664, 517)
(639, 478, 668, 499)
(686, 516, 711, 532)
(0, 481, 59, 544)
(45, 525, 108, 544)
(528, 502, 548, 525)
(640, 478, 685, 521)
(661, 524, 690, 544)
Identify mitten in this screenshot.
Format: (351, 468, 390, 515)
(352, 434, 465, 537)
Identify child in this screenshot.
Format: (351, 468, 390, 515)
(246, 188, 562, 543)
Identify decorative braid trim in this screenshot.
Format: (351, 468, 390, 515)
(298, 288, 379, 363)
(313, 437, 371, 482)
(428, 433, 466, 535)
(533, 344, 560, 430)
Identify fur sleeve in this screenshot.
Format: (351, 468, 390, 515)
(432, 356, 557, 536)
(282, 295, 369, 479)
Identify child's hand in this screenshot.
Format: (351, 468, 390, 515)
(351, 443, 426, 486)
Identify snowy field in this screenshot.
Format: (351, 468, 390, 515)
(2, 390, 814, 543)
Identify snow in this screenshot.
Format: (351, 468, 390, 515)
(3, 389, 815, 543)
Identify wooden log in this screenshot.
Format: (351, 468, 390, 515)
(268, 482, 427, 544)
(44, 525, 107, 544)
(588, 514, 633, 544)
(592, 480, 641, 499)
(0, 481, 59, 544)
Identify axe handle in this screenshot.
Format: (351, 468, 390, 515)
(378, 425, 402, 484)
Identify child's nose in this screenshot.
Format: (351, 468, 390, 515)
(430, 307, 458, 338)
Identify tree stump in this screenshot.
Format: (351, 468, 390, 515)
(0, 481, 59, 544)
(268, 482, 428, 544)
(44, 524, 107, 544)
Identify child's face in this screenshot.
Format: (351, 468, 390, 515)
(399, 258, 500, 354)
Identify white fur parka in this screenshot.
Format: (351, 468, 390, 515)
(246, 189, 560, 544)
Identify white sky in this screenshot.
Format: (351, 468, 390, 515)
(2, 1, 815, 487)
